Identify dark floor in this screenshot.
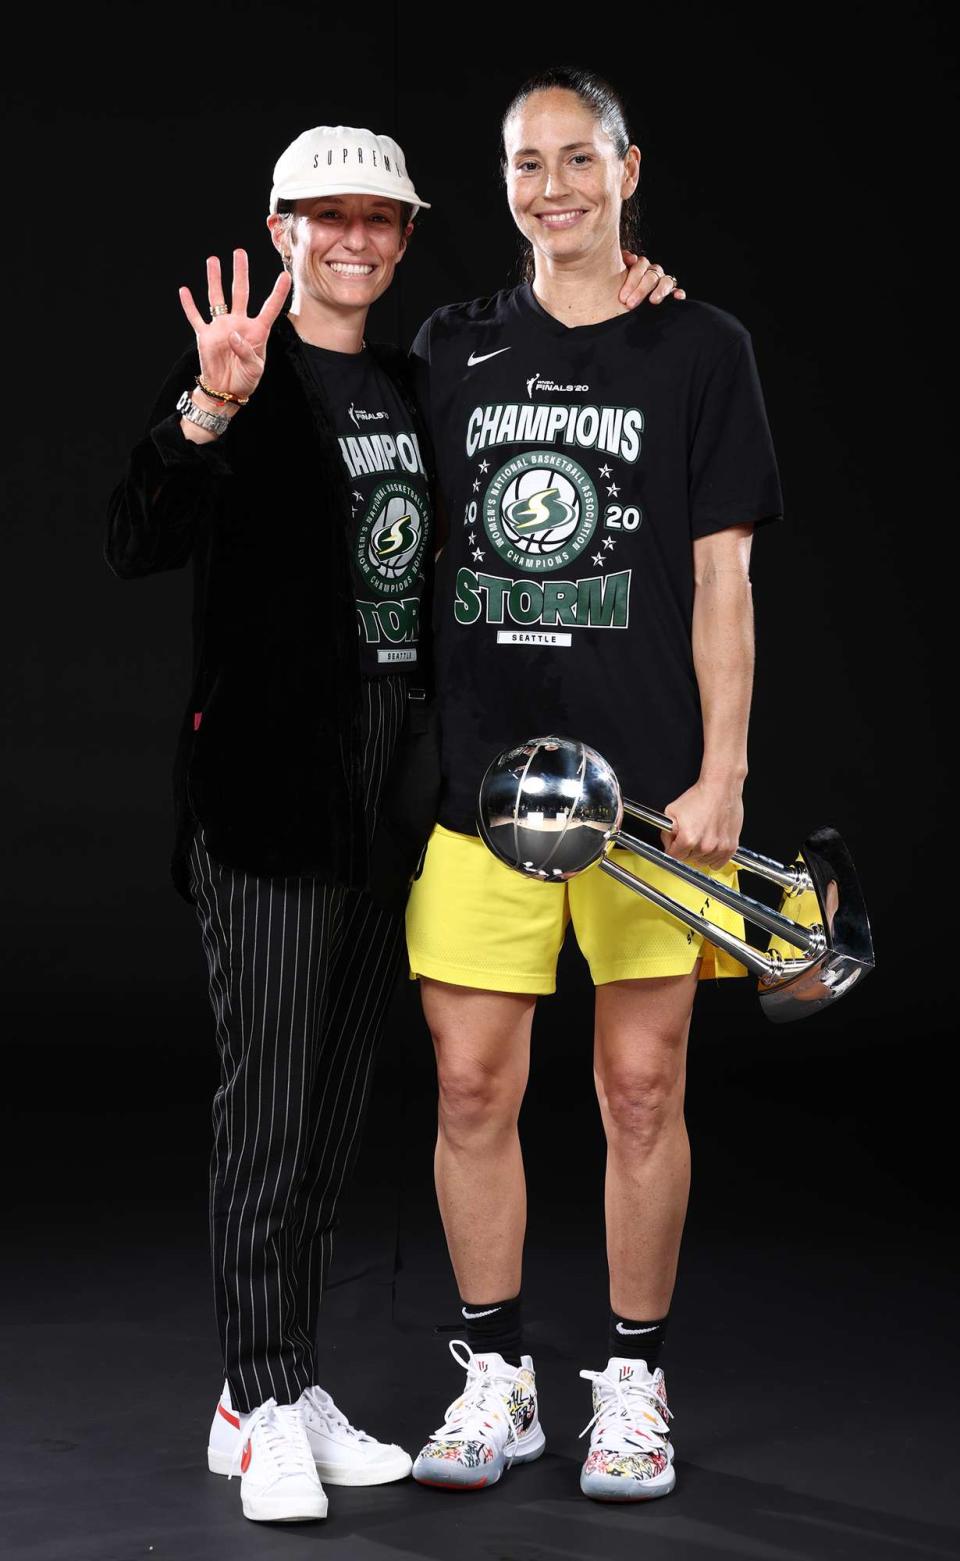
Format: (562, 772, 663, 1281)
(3, 978, 958, 1561)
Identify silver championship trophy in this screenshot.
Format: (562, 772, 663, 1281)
(477, 737, 874, 1024)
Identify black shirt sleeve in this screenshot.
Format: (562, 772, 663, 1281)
(688, 333, 783, 538)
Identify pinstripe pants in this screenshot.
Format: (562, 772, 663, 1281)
(189, 677, 408, 1413)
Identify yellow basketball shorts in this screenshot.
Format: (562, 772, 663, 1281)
(405, 824, 749, 994)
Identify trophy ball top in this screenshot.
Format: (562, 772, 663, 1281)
(477, 735, 623, 880)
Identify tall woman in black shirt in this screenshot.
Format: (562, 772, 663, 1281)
(406, 70, 780, 1501)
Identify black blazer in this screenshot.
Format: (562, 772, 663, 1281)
(105, 315, 436, 905)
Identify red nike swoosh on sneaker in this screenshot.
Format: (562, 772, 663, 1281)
(218, 1405, 241, 1429)
(241, 1439, 252, 1473)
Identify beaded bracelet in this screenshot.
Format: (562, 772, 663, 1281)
(195, 374, 250, 407)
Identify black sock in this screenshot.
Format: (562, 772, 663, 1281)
(460, 1293, 524, 1367)
(608, 1310, 669, 1370)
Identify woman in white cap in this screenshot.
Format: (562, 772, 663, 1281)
(105, 119, 675, 1526)
(106, 125, 435, 1525)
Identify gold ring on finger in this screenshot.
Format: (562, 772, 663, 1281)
(210, 304, 229, 318)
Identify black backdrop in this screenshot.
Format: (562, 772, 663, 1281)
(3, 0, 954, 1408)
(4, 9, 957, 1557)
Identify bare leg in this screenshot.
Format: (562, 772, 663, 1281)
(420, 977, 536, 1300)
(593, 969, 700, 1318)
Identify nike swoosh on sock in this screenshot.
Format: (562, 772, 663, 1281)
(615, 1322, 659, 1335)
(462, 1306, 502, 1321)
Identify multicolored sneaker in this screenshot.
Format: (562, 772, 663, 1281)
(413, 1339, 545, 1490)
(578, 1357, 675, 1501)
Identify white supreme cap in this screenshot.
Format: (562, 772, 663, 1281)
(269, 125, 430, 214)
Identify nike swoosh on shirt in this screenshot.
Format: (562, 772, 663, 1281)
(467, 348, 512, 367)
(461, 1306, 502, 1320)
(615, 1322, 659, 1335)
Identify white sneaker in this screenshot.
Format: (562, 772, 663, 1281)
(578, 1357, 675, 1502)
(413, 1340, 545, 1490)
(211, 1391, 328, 1523)
(299, 1384, 412, 1485)
(208, 1380, 410, 1489)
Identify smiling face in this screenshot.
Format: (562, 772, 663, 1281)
(268, 193, 411, 313)
(503, 87, 639, 271)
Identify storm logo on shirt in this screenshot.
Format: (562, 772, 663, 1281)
(373, 512, 419, 559)
(356, 478, 429, 595)
(485, 450, 597, 572)
(506, 486, 573, 535)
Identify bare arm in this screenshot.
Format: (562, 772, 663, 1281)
(661, 523, 755, 867)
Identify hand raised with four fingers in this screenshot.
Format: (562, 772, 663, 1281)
(618, 251, 686, 310)
(178, 250, 291, 404)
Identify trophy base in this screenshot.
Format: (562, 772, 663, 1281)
(759, 949, 873, 1022)
(756, 826, 874, 1024)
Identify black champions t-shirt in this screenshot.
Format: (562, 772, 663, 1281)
(303, 343, 432, 676)
(411, 284, 783, 833)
